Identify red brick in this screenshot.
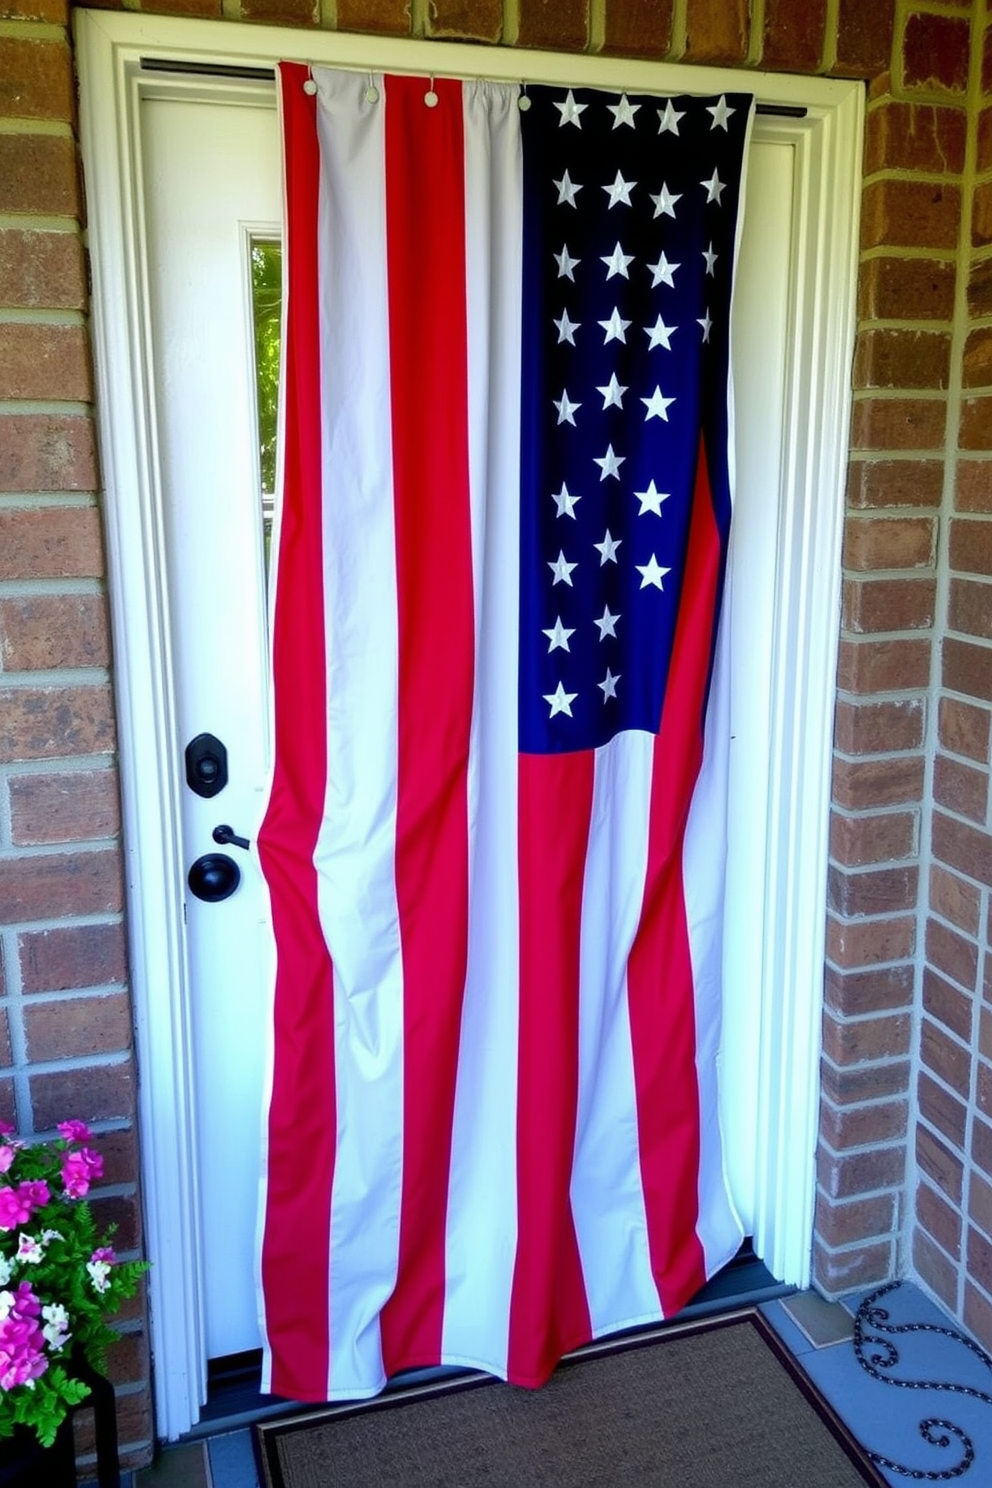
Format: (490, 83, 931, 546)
(978, 1061, 992, 1121)
(917, 1122, 963, 1201)
(832, 755, 924, 810)
(0, 595, 110, 671)
(970, 258, 992, 319)
(913, 1227, 957, 1309)
(960, 398, 992, 452)
(0, 134, 79, 217)
(0, 507, 104, 581)
(821, 1057, 910, 1106)
(87, 1125, 139, 1186)
(853, 327, 951, 391)
(24, 992, 132, 1063)
(858, 257, 955, 322)
(843, 515, 936, 571)
(19, 922, 127, 993)
(0, 38, 74, 123)
(923, 964, 973, 1042)
(963, 329, 992, 391)
(30, 1062, 134, 1130)
(836, 636, 931, 692)
(972, 181, 992, 251)
(902, 11, 970, 93)
(427, 0, 502, 41)
(826, 913, 915, 967)
(825, 962, 914, 1017)
(964, 1281, 992, 1353)
(929, 865, 982, 938)
(335, 0, 409, 32)
(846, 459, 944, 510)
(516, 0, 589, 50)
(0, 415, 98, 494)
(842, 577, 935, 633)
(828, 863, 918, 917)
(104, 1329, 149, 1390)
(917, 1179, 962, 1259)
(968, 1225, 992, 1297)
(0, 324, 91, 403)
(926, 917, 979, 992)
(822, 1010, 912, 1066)
(0, 0, 69, 20)
(834, 698, 925, 753)
(918, 1068, 967, 1145)
(955, 462, 992, 514)
(814, 1238, 893, 1294)
(817, 1142, 906, 1198)
(975, 1115, 992, 1177)
(920, 1016, 972, 1096)
(0, 229, 86, 312)
(981, 1006, 992, 1059)
(850, 397, 947, 452)
(0, 685, 116, 762)
(0, 850, 122, 923)
(762, 0, 825, 72)
(949, 578, 992, 642)
(239, 0, 316, 21)
(815, 1191, 897, 1248)
(137, 0, 219, 13)
(9, 768, 120, 846)
(863, 101, 966, 177)
(602, 0, 673, 57)
(820, 1097, 907, 1150)
(829, 809, 917, 866)
(979, 106, 992, 175)
(943, 637, 992, 703)
(971, 1171, 992, 1241)
(860, 179, 961, 252)
(834, 0, 894, 78)
(938, 695, 991, 761)
(934, 749, 989, 821)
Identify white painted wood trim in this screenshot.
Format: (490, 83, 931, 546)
(75, 9, 862, 1437)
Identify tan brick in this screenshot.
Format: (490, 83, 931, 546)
(9, 768, 120, 846)
(858, 256, 956, 322)
(832, 755, 925, 810)
(917, 1121, 963, 1201)
(923, 964, 973, 1042)
(926, 917, 979, 992)
(602, 0, 673, 57)
(949, 578, 992, 642)
(0, 134, 79, 218)
(860, 179, 961, 252)
(0, 850, 123, 923)
(834, 698, 925, 753)
(761, 0, 826, 72)
(929, 865, 982, 938)
(939, 695, 991, 762)
(826, 913, 916, 967)
(955, 461, 992, 514)
(828, 863, 918, 917)
(843, 515, 936, 570)
(913, 1227, 957, 1309)
(0, 507, 104, 581)
(834, 0, 894, 79)
(829, 809, 917, 866)
(822, 1011, 911, 1066)
(821, 1057, 911, 1106)
(30, 1062, 134, 1130)
(821, 1097, 907, 1150)
(0, 229, 86, 312)
(919, 1068, 967, 1145)
(836, 636, 931, 692)
(864, 101, 966, 177)
(853, 327, 951, 391)
(24, 992, 132, 1063)
(0, 324, 91, 404)
(943, 637, 992, 703)
(19, 921, 127, 993)
(842, 577, 936, 633)
(516, 0, 589, 49)
(336, 0, 410, 33)
(427, 0, 502, 41)
(0, 38, 74, 123)
(916, 1179, 962, 1259)
(846, 459, 944, 510)
(902, 11, 970, 93)
(960, 398, 992, 452)
(815, 1191, 897, 1248)
(850, 397, 947, 452)
(0, 685, 115, 762)
(0, 595, 110, 671)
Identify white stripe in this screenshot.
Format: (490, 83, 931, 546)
(311, 67, 404, 1398)
(683, 603, 744, 1276)
(571, 731, 662, 1334)
(441, 79, 523, 1376)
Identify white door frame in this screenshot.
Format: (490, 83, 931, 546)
(75, 10, 863, 1440)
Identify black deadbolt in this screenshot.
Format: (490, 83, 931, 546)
(185, 733, 229, 799)
(187, 853, 241, 903)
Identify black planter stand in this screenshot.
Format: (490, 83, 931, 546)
(0, 1359, 120, 1488)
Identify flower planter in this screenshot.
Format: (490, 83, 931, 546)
(0, 1418, 75, 1486)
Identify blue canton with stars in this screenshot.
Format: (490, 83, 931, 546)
(517, 85, 752, 754)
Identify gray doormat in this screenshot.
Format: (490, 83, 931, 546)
(253, 1310, 888, 1487)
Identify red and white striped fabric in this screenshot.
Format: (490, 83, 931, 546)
(257, 62, 745, 1404)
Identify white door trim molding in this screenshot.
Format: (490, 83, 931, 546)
(76, 9, 862, 1440)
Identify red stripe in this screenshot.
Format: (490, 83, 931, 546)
(509, 753, 594, 1385)
(378, 75, 475, 1374)
(627, 438, 724, 1316)
(257, 64, 336, 1400)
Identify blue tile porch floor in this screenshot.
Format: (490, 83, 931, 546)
(117, 1281, 992, 1487)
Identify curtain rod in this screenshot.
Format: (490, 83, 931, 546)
(138, 58, 807, 116)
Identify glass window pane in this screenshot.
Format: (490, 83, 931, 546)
(250, 237, 281, 568)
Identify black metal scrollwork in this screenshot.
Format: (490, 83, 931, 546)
(854, 1281, 992, 1480)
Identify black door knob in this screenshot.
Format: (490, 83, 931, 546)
(187, 853, 241, 903)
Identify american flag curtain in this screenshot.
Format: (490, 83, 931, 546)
(257, 63, 752, 1403)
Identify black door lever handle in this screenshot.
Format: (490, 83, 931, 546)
(212, 824, 251, 851)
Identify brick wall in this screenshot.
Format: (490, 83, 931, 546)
(0, 0, 989, 1467)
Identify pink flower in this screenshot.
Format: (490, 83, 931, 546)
(0, 1148, 14, 1177)
(91, 1247, 115, 1265)
(0, 1285, 48, 1391)
(0, 1124, 14, 1137)
(61, 1148, 102, 1200)
(56, 1121, 92, 1144)
(0, 1188, 32, 1233)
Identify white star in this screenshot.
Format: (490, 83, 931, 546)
(703, 242, 718, 276)
(601, 242, 634, 279)
(553, 309, 580, 345)
(544, 681, 578, 718)
(635, 480, 670, 516)
(553, 389, 581, 426)
(698, 309, 713, 342)
(594, 445, 625, 481)
(554, 245, 580, 280)
(594, 604, 620, 640)
(657, 99, 684, 134)
(636, 554, 672, 590)
(543, 616, 575, 652)
(549, 550, 577, 585)
(647, 252, 679, 288)
(555, 90, 587, 128)
(707, 94, 735, 130)
(701, 169, 726, 204)
(642, 386, 675, 421)
(594, 529, 622, 565)
(603, 170, 635, 208)
(596, 373, 627, 409)
(650, 183, 681, 219)
(554, 171, 582, 207)
(599, 307, 631, 344)
(609, 93, 640, 128)
(598, 668, 620, 701)
(645, 316, 676, 350)
(552, 483, 581, 518)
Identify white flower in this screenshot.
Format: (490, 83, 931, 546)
(0, 1256, 12, 1288)
(41, 1229, 63, 1246)
(86, 1259, 112, 1295)
(41, 1302, 70, 1351)
(16, 1233, 43, 1265)
(0, 1290, 13, 1321)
